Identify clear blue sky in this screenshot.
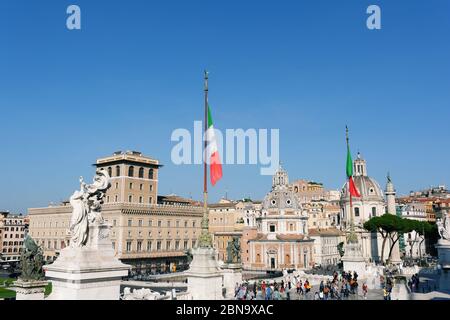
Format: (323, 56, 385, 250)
(1, 0, 449, 214)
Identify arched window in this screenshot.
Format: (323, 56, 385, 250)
(149, 169, 154, 179)
(128, 166, 134, 177)
(116, 166, 121, 177)
(139, 167, 144, 178)
(107, 167, 112, 177)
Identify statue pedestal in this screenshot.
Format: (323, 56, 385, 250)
(44, 222, 130, 300)
(221, 263, 242, 300)
(341, 242, 367, 277)
(436, 240, 450, 292)
(185, 247, 223, 300)
(391, 276, 410, 300)
(13, 280, 48, 300)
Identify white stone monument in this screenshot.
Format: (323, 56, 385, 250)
(341, 241, 367, 277)
(14, 279, 48, 300)
(435, 213, 450, 293)
(221, 263, 242, 300)
(391, 276, 410, 300)
(44, 170, 130, 300)
(185, 247, 224, 300)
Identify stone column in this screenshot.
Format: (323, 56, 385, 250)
(13, 280, 48, 300)
(385, 175, 402, 265)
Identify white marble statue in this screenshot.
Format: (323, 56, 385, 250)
(121, 287, 161, 300)
(437, 213, 450, 241)
(69, 169, 111, 248)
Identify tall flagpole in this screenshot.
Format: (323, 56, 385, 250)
(346, 126, 357, 244)
(199, 70, 212, 248)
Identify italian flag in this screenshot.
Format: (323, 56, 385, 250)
(206, 105, 223, 186)
(346, 142, 361, 198)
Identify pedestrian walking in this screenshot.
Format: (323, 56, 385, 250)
(362, 283, 368, 299)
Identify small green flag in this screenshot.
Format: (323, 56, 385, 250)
(346, 144, 353, 178)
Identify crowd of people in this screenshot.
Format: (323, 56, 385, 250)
(233, 270, 373, 300)
(233, 269, 423, 301)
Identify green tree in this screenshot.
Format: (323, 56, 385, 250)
(401, 219, 434, 261)
(363, 214, 407, 264)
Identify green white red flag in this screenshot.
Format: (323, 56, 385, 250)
(206, 105, 222, 186)
(346, 130, 360, 198)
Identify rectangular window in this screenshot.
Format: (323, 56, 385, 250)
(158, 220, 162, 227)
(140, 184, 143, 191)
(175, 240, 180, 250)
(137, 241, 142, 252)
(148, 220, 152, 227)
(184, 240, 188, 250)
(138, 220, 143, 227)
(355, 207, 360, 217)
(129, 183, 133, 189)
(112, 242, 115, 250)
(157, 241, 162, 251)
(184, 221, 188, 228)
(147, 240, 152, 251)
(176, 220, 180, 228)
(166, 240, 171, 250)
(192, 240, 196, 248)
(167, 221, 171, 228)
(269, 225, 276, 232)
(126, 241, 132, 252)
(128, 219, 132, 227)
(372, 207, 377, 217)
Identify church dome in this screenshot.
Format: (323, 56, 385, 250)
(341, 175, 384, 201)
(340, 153, 384, 203)
(263, 165, 302, 211)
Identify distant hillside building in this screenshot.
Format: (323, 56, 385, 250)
(398, 203, 428, 259)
